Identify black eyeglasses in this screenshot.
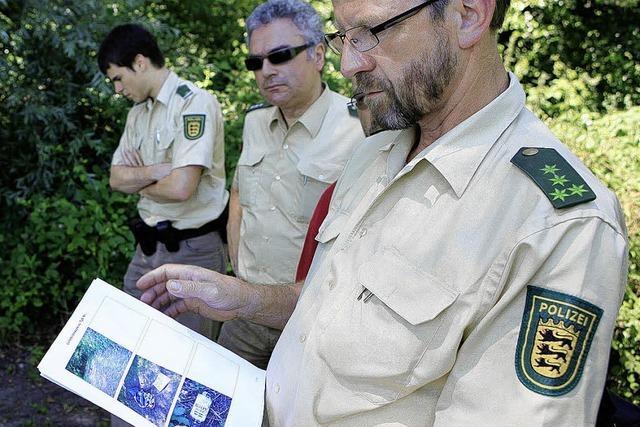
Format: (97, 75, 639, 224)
(325, 0, 439, 54)
(245, 43, 312, 71)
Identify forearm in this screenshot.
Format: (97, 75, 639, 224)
(139, 180, 187, 203)
(139, 165, 202, 203)
(239, 279, 302, 330)
(110, 164, 169, 194)
(226, 186, 242, 272)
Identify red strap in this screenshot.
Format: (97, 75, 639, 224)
(295, 183, 336, 282)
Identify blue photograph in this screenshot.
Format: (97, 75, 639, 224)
(169, 378, 233, 427)
(117, 355, 182, 427)
(65, 327, 132, 397)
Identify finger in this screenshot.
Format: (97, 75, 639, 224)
(137, 264, 183, 291)
(150, 289, 173, 309)
(122, 150, 135, 166)
(164, 299, 190, 318)
(132, 149, 144, 166)
(166, 279, 218, 301)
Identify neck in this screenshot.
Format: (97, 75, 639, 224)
(410, 43, 508, 161)
(280, 81, 323, 126)
(147, 67, 171, 100)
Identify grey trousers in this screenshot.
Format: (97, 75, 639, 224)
(217, 318, 282, 370)
(111, 230, 225, 427)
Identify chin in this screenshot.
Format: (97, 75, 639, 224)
(265, 94, 290, 108)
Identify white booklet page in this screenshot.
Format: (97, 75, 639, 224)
(38, 278, 265, 427)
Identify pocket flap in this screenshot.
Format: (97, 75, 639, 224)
(156, 126, 178, 149)
(237, 148, 265, 167)
(315, 212, 347, 244)
(296, 160, 337, 184)
(357, 255, 458, 325)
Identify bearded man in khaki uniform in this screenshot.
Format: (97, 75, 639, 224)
(98, 24, 227, 334)
(138, 0, 629, 425)
(218, 0, 365, 369)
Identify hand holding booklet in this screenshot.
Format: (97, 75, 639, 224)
(38, 278, 265, 427)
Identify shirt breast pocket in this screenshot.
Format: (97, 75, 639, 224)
(294, 164, 332, 223)
(316, 250, 459, 406)
(152, 127, 176, 164)
(236, 150, 265, 207)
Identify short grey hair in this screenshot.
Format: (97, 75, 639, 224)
(246, 0, 325, 57)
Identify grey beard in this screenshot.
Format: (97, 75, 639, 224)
(355, 34, 456, 130)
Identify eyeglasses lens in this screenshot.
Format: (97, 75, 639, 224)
(244, 57, 263, 71)
(244, 46, 304, 71)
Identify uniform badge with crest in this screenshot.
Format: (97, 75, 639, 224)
(515, 286, 602, 396)
(183, 114, 205, 140)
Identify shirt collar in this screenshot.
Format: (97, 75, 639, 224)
(155, 71, 179, 106)
(407, 72, 526, 198)
(268, 83, 331, 138)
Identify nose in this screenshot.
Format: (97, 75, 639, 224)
(340, 42, 375, 79)
(260, 58, 278, 78)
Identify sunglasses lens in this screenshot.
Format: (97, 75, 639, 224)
(268, 49, 294, 65)
(245, 57, 263, 71)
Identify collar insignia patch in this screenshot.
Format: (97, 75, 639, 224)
(515, 286, 603, 396)
(183, 114, 205, 140)
(246, 102, 271, 114)
(176, 84, 193, 99)
(511, 147, 596, 209)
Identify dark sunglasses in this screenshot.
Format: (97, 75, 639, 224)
(245, 43, 312, 71)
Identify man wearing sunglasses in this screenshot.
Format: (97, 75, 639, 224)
(218, 0, 365, 370)
(138, 0, 628, 425)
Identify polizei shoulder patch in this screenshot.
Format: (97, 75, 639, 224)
(515, 286, 603, 396)
(511, 147, 596, 209)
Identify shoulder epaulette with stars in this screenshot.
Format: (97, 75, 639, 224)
(176, 84, 193, 99)
(246, 102, 271, 113)
(511, 147, 596, 209)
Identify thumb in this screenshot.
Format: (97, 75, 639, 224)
(167, 280, 215, 299)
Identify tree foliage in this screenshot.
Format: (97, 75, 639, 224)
(0, 0, 638, 403)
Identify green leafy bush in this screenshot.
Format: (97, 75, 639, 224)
(0, 166, 134, 341)
(545, 107, 640, 403)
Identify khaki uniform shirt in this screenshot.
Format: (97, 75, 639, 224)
(112, 72, 227, 229)
(234, 85, 364, 284)
(267, 74, 628, 426)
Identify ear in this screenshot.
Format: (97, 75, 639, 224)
(313, 43, 326, 71)
(457, 0, 494, 49)
(133, 53, 148, 72)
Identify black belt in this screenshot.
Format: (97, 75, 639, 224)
(129, 205, 228, 256)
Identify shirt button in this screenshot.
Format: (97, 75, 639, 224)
(359, 228, 367, 238)
(270, 206, 276, 211)
(275, 175, 281, 181)
(299, 334, 307, 343)
(318, 174, 325, 180)
(274, 383, 280, 393)
(328, 280, 335, 290)
(283, 144, 289, 149)
(263, 236, 269, 241)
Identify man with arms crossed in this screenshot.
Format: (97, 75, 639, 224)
(139, 1, 628, 425)
(98, 24, 228, 426)
(220, 0, 364, 369)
